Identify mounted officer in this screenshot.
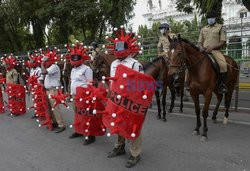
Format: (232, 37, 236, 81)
(198, 10, 228, 94)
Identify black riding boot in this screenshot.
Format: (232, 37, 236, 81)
(219, 72, 228, 94)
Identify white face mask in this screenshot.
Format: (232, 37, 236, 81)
(160, 29, 165, 34)
(208, 18, 216, 25)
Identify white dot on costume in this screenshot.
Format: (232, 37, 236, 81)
(86, 91, 90, 95)
(110, 122, 115, 127)
(80, 43, 83, 45)
(92, 97, 96, 101)
(84, 46, 87, 48)
(86, 122, 90, 126)
(93, 109, 97, 114)
(86, 100, 89, 104)
(138, 35, 142, 39)
(86, 108, 90, 111)
(142, 95, 147, 100)
(105, 51, 108, 54)
(138, 42, 141, 46)
(38, 124, 41, 127)
(85, 137, 89, 140)
(102, 81, 105, 84)
(102, 128, 106, 132)
(102, 76, 106, 80)
(85, 129, 88, 133)
(70, 98, 73, 102)
(105, 36, 109, 39)
(102, 45, 106, 48)
(69, 125, 73, 128)
(64, 44, 67, 47)
(114, 27, 118, 31)
(27, 108, 30, 110)
(107, 133, 111, 137)
(72, 44, 75, 47)
(56, 87, 59, 89)
(120, 25, 124, 29)
(67, 106, 70, 109)
(131, 133, 136, 138)
(52, 108, 54, 111)
(112, 113, 116, 118)
(36, 119, 39, 123)
(115, 38, 118, 41)
(79, 98, 83, 102)
(123, 73, 127, 78)
(117, 95, 121, 99)
(141, 47, 144, 50)
(61, 100, 65, 103)
(120, 85, 124, 89)
(139, 50, 143, 54)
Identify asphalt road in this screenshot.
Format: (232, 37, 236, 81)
(0, 98, 250, 171)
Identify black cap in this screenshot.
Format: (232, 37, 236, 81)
(207, 10, 218, 18)
(159, 23, 170, 29)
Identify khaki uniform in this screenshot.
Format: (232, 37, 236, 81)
(198, 23, 227, 72)
(6, 68, 18, 84)
(157, 33, 176, 58)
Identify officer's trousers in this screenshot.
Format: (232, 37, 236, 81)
(211, 50, 228, 73)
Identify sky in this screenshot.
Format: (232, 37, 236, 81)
(130, 0, 148, 32)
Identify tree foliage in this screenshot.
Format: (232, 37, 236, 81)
(0, 0, 136, 53)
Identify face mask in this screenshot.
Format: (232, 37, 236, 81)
(115, 42, 126, 51)
(207, 18, 216, 25)
(160, 29, 165, 34)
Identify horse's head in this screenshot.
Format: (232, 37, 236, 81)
(91, 51, 103, 74)
(168, 34, 186, 80)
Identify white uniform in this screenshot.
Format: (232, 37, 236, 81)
(110, 57, 144, 77)
(44, 64, 61, 89)
(30, 66, 43, 83)
(70, 64, 93, 95)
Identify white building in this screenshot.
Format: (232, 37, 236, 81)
(143, 0, 250, 58)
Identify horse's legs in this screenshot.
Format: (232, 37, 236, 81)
(155, 90, 162, 120)
(223, 86, 234, 124)
(212, 93, 223, 123)
(168, 86, 175, 113)
(162, 85, 167, 122)
(190, 92, 201, 135)
(201, 91, 212, 141)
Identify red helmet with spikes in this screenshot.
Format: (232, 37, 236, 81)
(66, 42, 90, 67)
(26, 53, 42, 68)
(42, 48, 59, 68)
(105, 27, 142, 59)
(3, 55, 18, 70)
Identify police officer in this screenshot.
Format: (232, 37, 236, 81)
(68, 43, 95, 145)
(107, 30, 143, 168)
(157, 23, 175, 58)
(28, 53, 43, 119)
(4, 55, 19, 84)
(198, 10, 228, 94)
(41, 50, 66, 133)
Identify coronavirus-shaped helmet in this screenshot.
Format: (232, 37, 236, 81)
(104, 26, 142, 59)
(3, 54, 18, 70)
(26, 53, 42, 69)
(66, 42, 90, 67)
(41, 47, 59, 68)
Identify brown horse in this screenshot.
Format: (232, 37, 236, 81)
(168, 35, 238, 141)
(92, 51, 185, 121)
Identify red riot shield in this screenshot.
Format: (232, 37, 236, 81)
(71, 84, 107, 137)
(28, 83, 53, 130)
(6, 83, 26, 115)
(0, 87, 4, 114)
(0, 75, 5, 114)
(103, 65, 155, 140)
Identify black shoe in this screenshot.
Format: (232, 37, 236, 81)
(125, 155, 141, 168)
(55, 127, 66, 133)
(83, 136, 96, 145)
(219, 84, 227, 94)
(31, 115, 38, 119)
(107, 146, 126, 158)
(69, 133, 83, 139)
(219, 72, 228, 94)
(52, 123, 58, 129)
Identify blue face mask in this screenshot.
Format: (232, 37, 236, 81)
(115, 42, 126, 51)
(207, 18, 216, 25)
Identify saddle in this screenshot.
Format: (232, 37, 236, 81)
(204, 53, 220, 76)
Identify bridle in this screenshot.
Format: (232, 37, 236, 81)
(169, 41, 205, 75)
